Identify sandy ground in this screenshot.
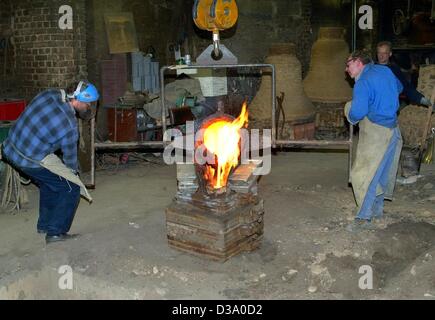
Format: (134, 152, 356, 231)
(0, 151, 434, 300)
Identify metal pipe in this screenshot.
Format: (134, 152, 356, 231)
(275, 140, 352, 147)
(212, 30, 221, 59)
(95, 141, 165, 149)
(160, 66, 167, 139)
(271, 65, 276, 148)
(352, 0, 357, 51)
(348, 125, 353, 183)
(90, 117, 95, 187)
(166, 63, 274, 69)
(114, 105, 117, 142)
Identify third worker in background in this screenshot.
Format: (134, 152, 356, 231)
(376, 41, 432, 109)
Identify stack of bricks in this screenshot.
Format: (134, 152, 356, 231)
(11, 0, 87, 99)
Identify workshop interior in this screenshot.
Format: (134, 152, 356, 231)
(0, 0, 435, 301)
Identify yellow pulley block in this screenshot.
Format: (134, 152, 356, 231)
(193, 0, 238, 31)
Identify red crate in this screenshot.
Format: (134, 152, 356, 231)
(0, 99, 26, 121)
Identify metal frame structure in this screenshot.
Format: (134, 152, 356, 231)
(160, 64, 353, 182)
(91, 63, 353, 186)
(159, 63, 276, 136)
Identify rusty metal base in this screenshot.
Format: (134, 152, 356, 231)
(165, 193, 264, 262)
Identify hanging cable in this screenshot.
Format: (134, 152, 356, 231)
(1, 163, 30, 212)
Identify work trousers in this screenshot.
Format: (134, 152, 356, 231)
(20, 166, 80, 236)
(356, 127, 401, 220)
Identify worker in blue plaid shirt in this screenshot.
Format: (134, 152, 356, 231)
(1, 80, 99, 244)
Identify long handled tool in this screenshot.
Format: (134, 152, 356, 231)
(418, 87, 435, 167)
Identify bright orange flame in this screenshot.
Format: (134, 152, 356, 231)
(202, 102, 248, 189)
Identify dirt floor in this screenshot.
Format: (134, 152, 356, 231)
(0, 150, 435, 300)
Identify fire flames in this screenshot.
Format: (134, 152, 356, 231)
(202, 102, 248, 190)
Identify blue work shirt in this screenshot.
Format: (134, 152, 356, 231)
(348, 63, 403, 128)
(385, 63, 424, 105)
(3, 89, 79, 171)
(375, 62, 424, 105)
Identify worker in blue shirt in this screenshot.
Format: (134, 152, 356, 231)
(344, 50, 403, 233)
(1, 81, 99, 243)
(376, 41, 432, 109)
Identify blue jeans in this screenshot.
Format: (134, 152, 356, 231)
(20, 167, 80, 236)
(356, 127, 400, 220)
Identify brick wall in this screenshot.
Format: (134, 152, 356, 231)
(10, 0, 86, 99)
